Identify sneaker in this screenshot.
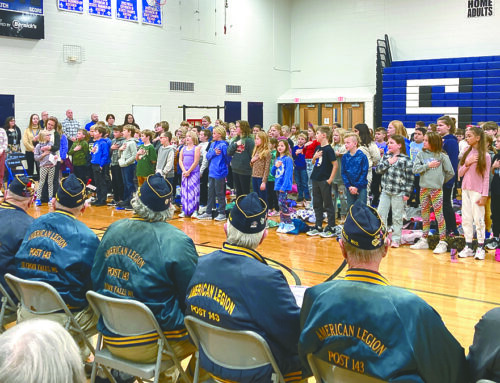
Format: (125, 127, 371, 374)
(410, 237, 429, 250)
(391, 242, 400, 248)
(307, 227, 322, 236)
(178, 212, 185, 218)
(35, 199, 42, 206)
(192, 211, 199, 218)
(124, 205, 133, 211)
(276, 223, 285, 233)
(282, 223, 295, 234)
(485, 238, 499, 250)
(474, 247, 486, 260)
(196, 212, 212, 220)
(107, 200, 117, 206)
(433, 240, 448, 254)
(495, 249, 500, 262)
(458, 247, 474, 258)
(214, 214, 226, 221)
(319, 227, 335, 238)
(117, 200, 129, 208)
(199, 205, 207, 214)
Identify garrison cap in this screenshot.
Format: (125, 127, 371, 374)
(342, 200, 387, 250)
(56, 174, 86, 208)
(8, 175, 34, 198)
(138, 173, 172, 212)
(229, 192, 267, 234)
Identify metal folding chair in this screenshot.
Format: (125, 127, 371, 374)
(184, 315, 286, 383)
(86, 290, 190, 383)
(0, 282, 17, 333)
(307, 353, 387, 383)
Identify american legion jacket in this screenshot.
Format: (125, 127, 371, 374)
(299, 268, 469, 383)
(91, 217, 198, 345)
(185, 243, 305, 383)
(15, 210, 98, 310)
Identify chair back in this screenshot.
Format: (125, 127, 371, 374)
(307, 354, 387, 383)
(0, 281, 18, 332)
(4, 273, 67, 314)
(185, 315, 284, 381)
(86, 290, 162, 337)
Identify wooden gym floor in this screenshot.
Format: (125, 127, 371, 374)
(27, 203, 500, 352)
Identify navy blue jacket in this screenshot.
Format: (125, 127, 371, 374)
(91, 138, 110, 167)
(206, 140, 229, 179)
(341, 150, 369, 189)
(186, 243, 305, 383)
(292, 145, 307, 170)
(0, 202, 34, 297)
(15, 210, 99, 309)
(442, 134, 459, 188)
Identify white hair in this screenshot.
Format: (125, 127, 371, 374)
(342, 240, 386, 264)
(130, 194, 173, 222)
(0, 319, 85, 383)
(226, 221, 265, 250)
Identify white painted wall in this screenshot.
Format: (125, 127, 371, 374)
(0, 0, 291, 131)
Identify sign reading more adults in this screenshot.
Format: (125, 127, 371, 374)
(467, 0, 494, 17)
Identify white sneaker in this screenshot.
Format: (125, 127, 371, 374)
(410, 237, 429, 250)
(433, 240, 448, 254)
(199, 205, 207, 214)
(178, 212, 185, 218)
(214, 214, 226, 221)
(458, 247, 474, 258)
(196, 213, 212, 220)
(276, 223, 285, 233)
(192, 211, 199, 218)
(474, 247, 486, 260)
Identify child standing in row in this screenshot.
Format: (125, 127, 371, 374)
(109, 126, 125, 205)
(266, 138, 279, 216)
(117, 125, 138, 209)
(458, 127, 491, 260)
(250, 131, 271, 204)
(34, 131, 56, 206)
(307, 127, 337, 238)
(375, 135, 414, 248)
(90, 126, 110, 206)
(272, 139, 294, 233)
(371, 127, 387, 207)
(135, 129, 157, 187)
(411, 132, 455, 253)
(156, 131, 176, 185)
(489, 134, 500, 260)
(179, 131, 201, 218)
(292, 132, 310, 205)
(332, 128, 347, 220)
(68, 129, 89, 183)
(342, 133, 369, 207)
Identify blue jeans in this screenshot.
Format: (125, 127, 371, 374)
(306, 159, 314, 202)
(346, 187, 367, 208)
(294, 168, 309, 200)
(252, 177, 267, 204)
(121, 164, 136, 203)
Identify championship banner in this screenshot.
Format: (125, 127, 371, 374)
(116, 0, 138, 22)
(89, 0, 111, 18)
(58, 0, 83, 13)
(0, 9, 44, 39)
(142, 0, 161, 26)
(0, 0, 43, 15)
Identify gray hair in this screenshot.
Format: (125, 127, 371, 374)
(130, 194, 173, 222)
(55, 201, 84, 213)
(226, 221, 265, 249)
(342, 240, 386, 264)
(0, 319, 85, 383)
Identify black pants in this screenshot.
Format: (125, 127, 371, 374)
(312, 180, 336, 228)
(92, 164, 107, 203)
(410, 175, 421, 207)
(25, 151, 39, 179)
(370, 169, 382, 206)
(232, 172, 251, 197)
(199, 170, 209, 206)
(73, 165, 87, 183)
(491, 193, 500, 238)
(111, 164, 124, 202)
(267, 181, 278, 210)
(443, 185, 456, 234)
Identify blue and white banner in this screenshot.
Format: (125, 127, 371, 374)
(89, 0, 111, 17)
(58, 0, 83, 13)
(0, 0, 43, 15)
(116, 0, 137, 22)
(141, 0, 161, 26)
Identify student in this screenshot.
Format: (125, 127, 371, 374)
(227, 120, 254, 197)
(341, 133, 369, 207)
(68, 129, 89, 183)
(155, 131, 176, 186)
(371, 127, 387, 207)
(409, 127, 426, 207)
(271, 139, 294, 234)
(307, 126, 337, 238)
(197, 126, 229, 221)
(457, 127, 491, 260)
(375, 135, 414, 248)
(483, 121, 498, 138)
(90, 126, 109, 206)
(250, 131, 271, 203)
(198, 129, 212, 212)
(108, 125, 125, 205)
(332, 128, 348, 219)
(117, 125, 138, 209)
(266, 138, 279, 216)
(292, 132, 310, 205)
(135, 129, 157, 188)
(34, 131, 57, 206)
(303, 124, 320, 205)
(488, 135, 500, 260)
(179, 131, 201, 218)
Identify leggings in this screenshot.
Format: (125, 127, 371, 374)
(38, 166, 55, 200)
(420, 187, 446, 240)
(277, 191, 292, 224)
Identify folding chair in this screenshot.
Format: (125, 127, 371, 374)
(307, 353, 387, 383)
(86, 290, 191, 383)
(5, 152, 28, 187)
(4, 274, 113, 381)
(184, 315, 286, 383)
(0, 282, 17, 333)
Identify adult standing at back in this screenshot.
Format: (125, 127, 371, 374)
(22, 114, 42, 179)
(84, 113, 98, 131)
(437, 115, 459, 236)
(228, 120, 255, 196)
(3, 117, 22, 153)
(62, 109, 80, 142)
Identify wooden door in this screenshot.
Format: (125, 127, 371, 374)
(321, 104, 341, 127)
(342, 102, 365, 130)
(299, 104, 318, 129)
(281, 104, 297, 127)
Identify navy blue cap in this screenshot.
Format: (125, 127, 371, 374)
(138, 174, 172, 212)
(56, 174, 86, 208)
(342, 200, 387, 250)
(229, 193, 267, 234)
(8, 175, 34, 198)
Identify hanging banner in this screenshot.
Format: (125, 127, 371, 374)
(142, 0, 161, 26)
(89, 0, 111, 17)
(467, 0, 494, 17)
(0, 0, 43, 15)
(116, 0, 138, 22)
(58, 0, 83, 13)
(0, 9, 44, 39)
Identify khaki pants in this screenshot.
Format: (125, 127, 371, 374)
(18, 305, 98, 360)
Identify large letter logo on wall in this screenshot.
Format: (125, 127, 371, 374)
(406, 78, 473, 128)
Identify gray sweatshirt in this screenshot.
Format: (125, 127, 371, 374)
(118, 138, 137, 167)
(412, 150, 455, 189)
